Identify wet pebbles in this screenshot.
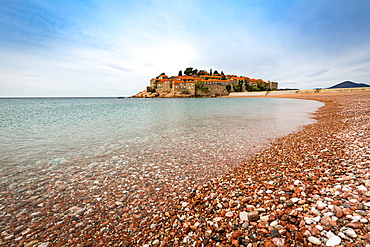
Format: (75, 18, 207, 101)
(1, 91, 369, 246)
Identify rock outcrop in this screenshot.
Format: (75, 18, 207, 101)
(131, 91, 193, 98)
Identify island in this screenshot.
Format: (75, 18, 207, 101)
(131, 67, 278, 98)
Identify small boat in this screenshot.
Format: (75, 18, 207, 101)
(117, 96, 125, 99)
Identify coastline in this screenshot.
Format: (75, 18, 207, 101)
(134, 90, 370, 246)
(1, 91, 369, 246)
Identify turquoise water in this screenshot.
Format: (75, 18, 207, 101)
(0, 97, 323, 171)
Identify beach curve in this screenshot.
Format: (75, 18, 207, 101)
(134, 90, 370, 246)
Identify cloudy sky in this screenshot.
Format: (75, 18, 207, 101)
(1, 0, 370, 97)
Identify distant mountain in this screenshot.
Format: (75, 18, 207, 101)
(328, 81, 370, 89)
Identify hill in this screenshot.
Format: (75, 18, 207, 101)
(328, 81, 370, 89)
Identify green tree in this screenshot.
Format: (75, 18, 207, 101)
(252, 86, 260, 91)
(226, 85, 231, 92)
(256, 80, 266, 91)
(233, 84, 242, 92)
(210, 68, 213, 75)
(178, 70, 183, 76)
(195, 81, 205, 88)
(156, 72, 165, 79)
(184, 67, 193, 76)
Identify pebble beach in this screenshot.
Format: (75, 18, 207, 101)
(1, 90, 370, 246)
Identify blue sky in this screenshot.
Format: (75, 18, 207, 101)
(1, 0, 370, 96)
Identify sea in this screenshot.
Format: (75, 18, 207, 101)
(0, 97, 323, 174)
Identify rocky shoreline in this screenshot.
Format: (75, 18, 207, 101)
(1, 91, 369, 246)
(130, 90, 219, 98)
(131, 91, 194, 98)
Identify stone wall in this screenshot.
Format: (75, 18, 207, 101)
(195, 84, 230, 97)
(156, 81, 171, 94)
(173, 82, 196, 96)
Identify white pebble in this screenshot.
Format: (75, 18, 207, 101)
(313, 216, 321, 222)
(38, 243, 50, 247)
(317, 202, 327, 208)
(308, 236, 322, 245)
(344, 228, 357, 238)
(239, 212, 248, 221)
(152, 240, 160, 245)
(360, 218, 368, 223)
(213, 217, 223, 222)
(326, 235, 341, 246)
(291, 198, 299, 203)
(315, 225, 324, 231)
(260, 215, 269, 222)
(326, 231, 335, 238)
(225, 211, 234, 217)
(352, 215, 361, 221)
(358, 185, 367, 191)
(311, 207, 321, 216)
(270, 220, 278, 227)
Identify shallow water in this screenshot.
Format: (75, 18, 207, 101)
(0, 97, 323, 173)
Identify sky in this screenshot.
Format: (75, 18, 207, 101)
(1, 0, 370, 97)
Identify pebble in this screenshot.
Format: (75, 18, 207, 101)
(315, 225, 324, 231)
(151, 239, 160, 245)
(247, 211, 260, 222)
(270, 220, 278, 227)
(225, 211, 234, 217)
(239, 211, 248, 221)
(326, 232, 341, 246)
(291, 198, 299, 203)
(308, 236, 322, 245)
(343, 228, 357, 238)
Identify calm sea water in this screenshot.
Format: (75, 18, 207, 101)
(0, 97, 323, 171)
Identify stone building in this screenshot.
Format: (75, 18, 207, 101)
(146, 72, 278, 97)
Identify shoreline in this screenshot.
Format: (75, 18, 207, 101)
(134, 90, 370, 246)
(1, 91, 369, 246)
(227, 87, 370, 98)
